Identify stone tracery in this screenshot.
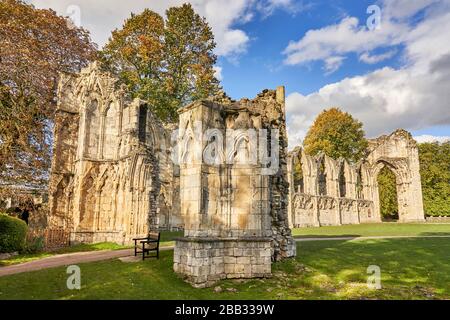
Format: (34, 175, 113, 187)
(287, 129, 425, 227)
(49, 62, 425, 288)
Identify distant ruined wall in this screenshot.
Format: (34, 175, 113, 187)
(287, 129, 425, 227)
(48, 63, 181, 245)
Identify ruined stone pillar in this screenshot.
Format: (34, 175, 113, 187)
(174, 88, 296, 288)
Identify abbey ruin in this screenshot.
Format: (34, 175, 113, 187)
(48, 63, 181, 244)
(288, 130, 425, 227)
(48, 63, 425, 286)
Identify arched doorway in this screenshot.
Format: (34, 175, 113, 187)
(372, 159, 410, 222)
(366, 129, 425, 222)
(377, 166, 399, 221)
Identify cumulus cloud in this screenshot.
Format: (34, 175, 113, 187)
(256, 0, 309, 18)
(359, 50, 396, 64)
(323, 56, 346, 74)
(28, 0, 297, 59)
(213, 66, 223, 81)
(285, 0, 450, 148)
(414, 135, 450, 143)
(283, 16, 407, 66)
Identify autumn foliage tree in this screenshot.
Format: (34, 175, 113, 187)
(100, 3, 220, 122)
(303, 108, 368, 163)
(0, 0, 97, 191)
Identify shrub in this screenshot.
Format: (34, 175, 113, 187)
(0, 213, 28, 253)
(23, 235, 45, 254)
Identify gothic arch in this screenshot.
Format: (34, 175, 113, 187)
(366, 130, 425, 222)
(338, 162, 346, 198)
(230, 132, 250, 165)
(79, 174, 96, 230)
(83, 98, 101, 158)
(316, 154, 327, 196)
(102, 101, 119, 159)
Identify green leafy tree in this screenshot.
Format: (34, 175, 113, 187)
(303, 107, 368, 163)
(377, 167, 398, 219)
(418, 142, 450, 216)
(101, 3, 220, 122)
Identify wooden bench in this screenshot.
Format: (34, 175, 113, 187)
(133, 232, 160, 260)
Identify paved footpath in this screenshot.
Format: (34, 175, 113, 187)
(0, 249, 134, 277)
(1, 235, 450, 277)
(0, 247, 167, 278)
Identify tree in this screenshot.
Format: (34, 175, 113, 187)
(377, 167, 398, 219)
(303, 108, 368, 163)
(418, 142, 450, 216)
(0, 0, 97, 191)
(101, 3, 220, 122)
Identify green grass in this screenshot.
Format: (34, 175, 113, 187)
(0, 231, 182, 267)
(1, 238, 449, 300)
(0, 242, 127, 267)
(292, 223, 450, 238)
(159, 230, 183, 247)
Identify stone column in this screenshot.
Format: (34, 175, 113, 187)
(174, 100, 274, 288)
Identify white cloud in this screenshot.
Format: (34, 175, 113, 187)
(323, 56, 346, 74)
(257, 0, 306, 17)
(414, 135, 450, 143)
(213, 66, 223, 81)
(285, 0, 450, 148)
(282, 0, 450, 70)
(359, 50, 396, 64)
(283, 16, 407, 67)
(28, 0, 299, 59)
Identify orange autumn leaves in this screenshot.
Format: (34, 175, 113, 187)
(0, 0, 96, 188)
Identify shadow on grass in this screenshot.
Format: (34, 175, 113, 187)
(296, 238, 450, 299)
(1, 238, 449, 300)
(418, 232, 450, 236)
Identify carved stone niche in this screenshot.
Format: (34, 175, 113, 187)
(174, 88, 296, 288)
(174, 100, 272, 288)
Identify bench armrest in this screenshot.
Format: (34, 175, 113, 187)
(140, 239, 159, 244)
(133, 237, 149, 241)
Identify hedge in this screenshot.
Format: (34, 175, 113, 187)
(0, 213, 28, 253)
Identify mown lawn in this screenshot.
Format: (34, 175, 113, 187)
(292, 223, 450, 238)
(0, 237, 449, 300)
(0, 231, 183, 267)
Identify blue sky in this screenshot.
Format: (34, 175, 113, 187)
(220, 0, 387, 98)
(29, 0, 450, 147)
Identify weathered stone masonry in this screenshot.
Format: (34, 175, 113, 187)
(173, 87, 296, 287)
(49, 62, 425, 288)
(287, 129, 425, 227)
(48, 63, 181, 244)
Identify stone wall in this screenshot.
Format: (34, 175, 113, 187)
(48, 63, 181, 244)
(426, 216, 450, 222)
(288, 129, 425, 227)
(174, 238, 271, 288)
(174, 87, 296, 287)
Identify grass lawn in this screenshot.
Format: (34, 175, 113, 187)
(0, 242, 127, 267)
(0, 237, 449, 300)
(292, 223, 450, 238)
(160, 230, 183, 247)
(0, 231, 183, 267)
